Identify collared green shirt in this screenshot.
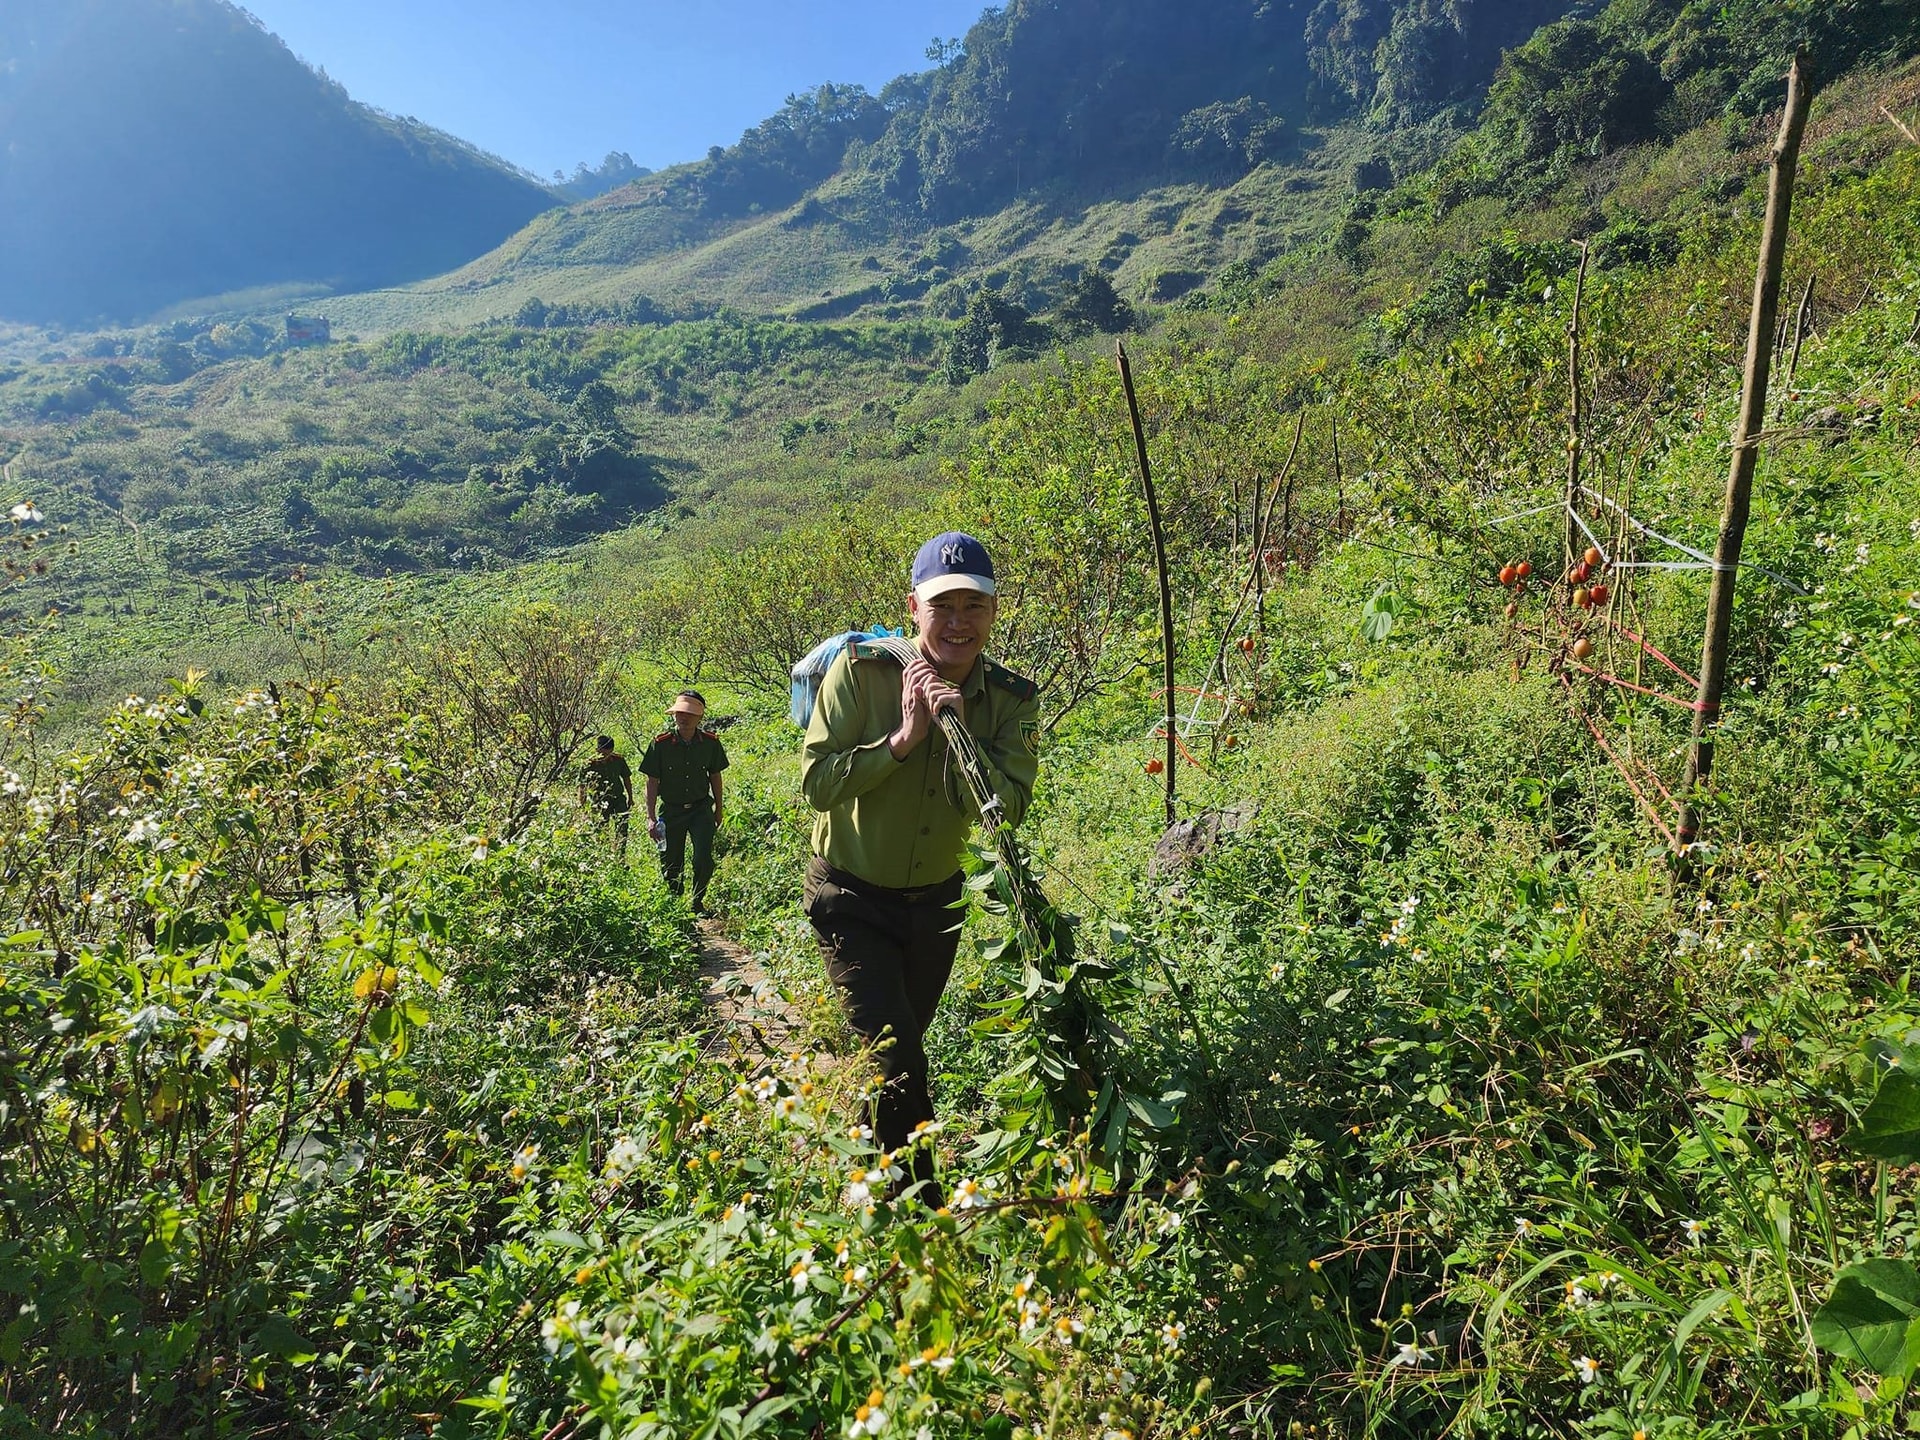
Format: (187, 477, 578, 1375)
(801, 643, 1041, 889)
(638, 728, 728, 806)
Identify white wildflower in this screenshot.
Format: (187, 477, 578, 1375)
(952, 1176, 995, 1210)
(846, 1389, 889, 1438)
(604, 1135, 643, 1181)
(540, 1299, 581, 1354)
(844, 1167, 874, 1209)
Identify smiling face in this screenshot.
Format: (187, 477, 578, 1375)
(909, 587, 998, 681)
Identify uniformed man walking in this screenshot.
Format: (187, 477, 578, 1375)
(801, 532, 1040, 1198)
(639, 690, 729, 914)
(581, 734, 635, 859)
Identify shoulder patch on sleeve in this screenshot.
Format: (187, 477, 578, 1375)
(851, 641, 904, 664)
(986, 659, 1039, 702)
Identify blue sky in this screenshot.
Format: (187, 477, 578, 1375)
(241, 1, 988, 181)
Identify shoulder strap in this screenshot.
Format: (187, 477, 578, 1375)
(854, 636, 915, 665)
(985, 658, 1039, 702)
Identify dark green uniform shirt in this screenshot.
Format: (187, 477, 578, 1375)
(638, 728, 729, 806)
(801, 644, 1041, 889)
(583, 752, 633, 814)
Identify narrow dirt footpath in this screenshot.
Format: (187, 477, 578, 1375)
(695, 919, 804, 1053)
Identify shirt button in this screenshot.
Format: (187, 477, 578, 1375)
(927, 788, 936, 797)
(920, 826, 930, 835)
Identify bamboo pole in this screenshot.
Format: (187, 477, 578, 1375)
(1677, 54, 1813, 852)
(1117, 343, 1178, 824)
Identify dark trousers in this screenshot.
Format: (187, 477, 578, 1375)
(803, 856, 964, 1171)
(661, 800, 717, 903)
(596, 803, 630, 859)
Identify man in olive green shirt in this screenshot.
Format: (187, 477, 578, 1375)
(801, 532, 1040, 1194)
(581, 734, 635, 859)
(639, 690, 728, 914)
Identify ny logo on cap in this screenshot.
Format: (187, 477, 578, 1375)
(940, 542, 966, 566)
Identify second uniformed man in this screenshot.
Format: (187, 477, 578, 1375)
(639, 690, 728, 915)
(801, 532, 1040, 1197)
(581, 733, 635, 859)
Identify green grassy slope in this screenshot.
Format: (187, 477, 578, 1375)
(269, 123, 1375, 337)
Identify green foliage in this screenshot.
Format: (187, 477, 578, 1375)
(1304, 0, 1579, 124)
(1169, 98, 1290, 178)
(1813, 1260, 1920, 1380)
(556, 150, 653, 202)
(1481, 16, 1668, 167)
(942, 291, 1052, 383)
(0, 644, 706, 1431)
(631, 511, 925, 694)
(1053, 272, 1135, 336)
(699, 84, 892, 219)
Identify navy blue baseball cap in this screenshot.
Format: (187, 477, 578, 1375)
(911, 532, 997, 601)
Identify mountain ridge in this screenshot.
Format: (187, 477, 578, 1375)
(0, 0, 558, 325)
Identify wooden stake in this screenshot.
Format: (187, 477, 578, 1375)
(1678, 54, 1814, 852)
(1564, 241, 1591, 568)
(1117, 342, 1178, 824)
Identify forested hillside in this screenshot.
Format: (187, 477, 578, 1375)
(5, 3, 1920, 1437)
(0, 0, 556, 324)
(286, 0, 1591, 331)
